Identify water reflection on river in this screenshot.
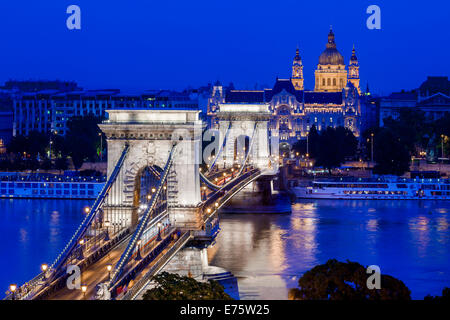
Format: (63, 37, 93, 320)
(1, 199, 449, 300)
(0, 199, 87, 293)
(208, 200, 450, 300)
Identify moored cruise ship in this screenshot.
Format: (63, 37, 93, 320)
(294, 177, 450, 200)
(0, 173, 105, 199)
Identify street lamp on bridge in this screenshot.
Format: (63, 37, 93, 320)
(81, 284, 87, 299)
(9, 284, 17, 300)
(135, 240, 142, 261)
(41, 263, 48, 272)
(106, 264, 112, 280)
(41, 263, 48, 280)
(156, 222, 162, 241)
(104, 220, 110, 238)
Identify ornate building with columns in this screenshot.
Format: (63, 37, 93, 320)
(208, 28, 363, 145)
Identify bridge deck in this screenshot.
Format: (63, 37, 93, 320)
(118, 230, 192, 300)
(45, 228, 173, 300)
(47, 236, 130, 300)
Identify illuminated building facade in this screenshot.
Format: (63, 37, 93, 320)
(208, 28, 362, 145)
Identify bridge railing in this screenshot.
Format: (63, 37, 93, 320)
(120, 230, 193, 301)
(4, 271, 45, 300)
(202, 168, 261, 225)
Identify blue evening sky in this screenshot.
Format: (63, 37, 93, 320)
(0, 0, 448, 95)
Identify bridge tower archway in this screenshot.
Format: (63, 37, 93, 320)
(234, 135, 250, 163)
(214, 104, 278, 171)
(99, 109, 204, 230)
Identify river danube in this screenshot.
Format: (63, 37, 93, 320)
(1, 199, 449, 299)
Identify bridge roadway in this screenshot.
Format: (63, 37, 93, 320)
(48, 234, 130, 300)
(44, 226, 174, 300)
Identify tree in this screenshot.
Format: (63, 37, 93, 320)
(313, 126, 358, 170)
(142, 272, 233, 300)
(55, 157, 69, 173)
(66, 115, 103, 170)
(52, 134, 69, 159)
(40, 158, 52, 170)
(373, 128, 410, 175)
(26, 158, 40, 172)
(7, 131, 49, 159)
(382, 109, 430, 154)
(7, 135, 28, 156)
(308, 124, 320, 158)
(26, 131, 49, 158)
(289, 259, 411, 300)
(424, 287, 450, 301)
(292, 139, 307, 155)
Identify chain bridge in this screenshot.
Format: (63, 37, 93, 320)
(5, 105, 279, 300)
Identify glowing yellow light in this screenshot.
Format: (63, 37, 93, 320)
(84, 207, 90, 214)
(9, 284, 17, 293)
(41, 264, 48, 272)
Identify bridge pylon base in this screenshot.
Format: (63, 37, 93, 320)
(170, 206, 203, 231)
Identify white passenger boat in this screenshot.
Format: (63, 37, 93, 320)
(294, 177, 450, 200)
(0, 173, 105, 199)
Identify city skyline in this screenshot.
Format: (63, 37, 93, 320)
(0, 1, 448, 95)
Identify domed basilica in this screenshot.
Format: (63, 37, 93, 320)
(208, 28, 363, 145)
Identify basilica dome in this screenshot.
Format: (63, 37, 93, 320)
(318, 28, 344, 65)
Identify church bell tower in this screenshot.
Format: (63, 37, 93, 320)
(348, 45, 361, 94)
(291, 47, 304, 90)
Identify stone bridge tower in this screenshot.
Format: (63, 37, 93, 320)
(214, 103, 276, 171)
(99, 109, 203, 230)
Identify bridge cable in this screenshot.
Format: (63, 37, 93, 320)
(200, 122, 258, 191)
(48, 145, 130, 279)
(206, 121, 232, 174)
